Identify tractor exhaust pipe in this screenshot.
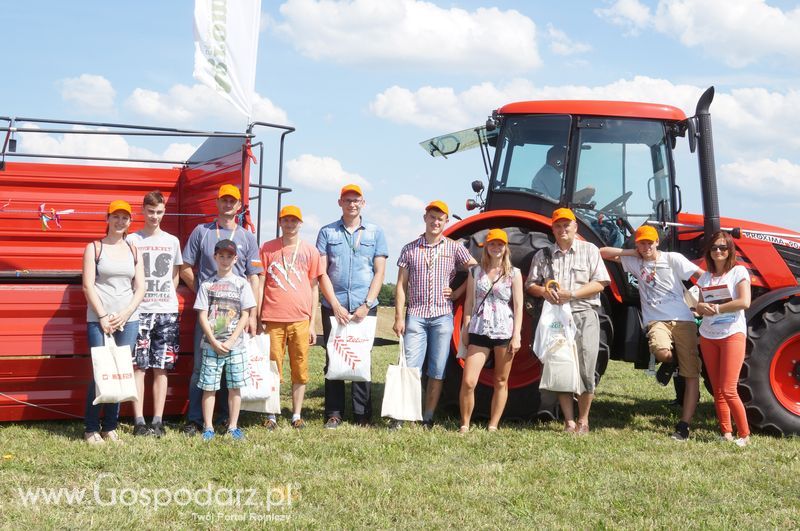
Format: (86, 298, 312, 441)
(693, 86, 720, 241)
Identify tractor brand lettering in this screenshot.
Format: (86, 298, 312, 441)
(742, 230, 800, 250)
(102, 373, 133, 381)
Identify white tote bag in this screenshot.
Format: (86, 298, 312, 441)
(91, 334, 138, 405)
(241, 360, 281, 414)
(380, 336, 423, 421)
(239, 333, 272, 401)
(533, 301, 583, 394)
(325, 316, 376, 382)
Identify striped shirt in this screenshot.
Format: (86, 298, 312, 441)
(398, 235, 473, 318)
(525, 238, 610, 312)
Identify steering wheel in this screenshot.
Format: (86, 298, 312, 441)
(598, 191, 633, 215)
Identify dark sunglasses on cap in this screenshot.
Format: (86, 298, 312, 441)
(710, 245, 729, 252)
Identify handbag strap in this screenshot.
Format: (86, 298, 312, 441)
(397, 335, 407, 367)
(473, 267, 504, 317)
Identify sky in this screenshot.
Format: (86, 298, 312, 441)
(4, 0, 800, 281)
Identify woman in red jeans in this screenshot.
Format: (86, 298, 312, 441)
(695, 231, 751, 446)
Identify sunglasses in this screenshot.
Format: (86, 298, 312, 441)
(710, 245, 729, 252)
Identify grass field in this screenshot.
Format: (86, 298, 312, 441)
(1, 328, 799, 528)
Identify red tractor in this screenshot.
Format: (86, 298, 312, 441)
(423, 87, 800, 436)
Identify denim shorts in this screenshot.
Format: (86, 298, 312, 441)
(197, 342, 249, 391)
(403, 314, 454, 380)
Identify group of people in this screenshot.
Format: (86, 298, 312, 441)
(81, 184, 751, 446)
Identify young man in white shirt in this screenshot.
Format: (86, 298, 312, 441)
(601, 225, 703, 441)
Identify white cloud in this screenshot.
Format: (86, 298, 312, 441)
(596, 0, 800, 67)
(546, 24, 591, 56)
(285, 154, 370, 192)
(722, 158, 800, 201)
(58, 74, 116, 113)
(390, 193, 426, 211)
(16, 124, 198, 166)
(125, 84, 288, 127)
(273, 0, 541, 74)
(594, 0, 651, 35)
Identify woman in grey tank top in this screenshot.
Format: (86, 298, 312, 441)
(81, 200, 144, 444)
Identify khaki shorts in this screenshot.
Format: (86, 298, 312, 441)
(647, 321, 700, 378)
(265, 320, 310, 384)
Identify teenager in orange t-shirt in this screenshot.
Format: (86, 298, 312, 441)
(258, 205, 322, 429)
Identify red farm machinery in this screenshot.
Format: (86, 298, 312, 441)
(423, 87, 800, 436)
(0, 117, 292, 421)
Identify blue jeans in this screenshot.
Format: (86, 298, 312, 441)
(404, 314, 454, 380)
(187, 321, 228, 426)
(85, 321, 139, 433)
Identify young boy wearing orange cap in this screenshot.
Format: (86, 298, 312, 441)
(258, 205, 323, 429)
(601, 225, 702, 441)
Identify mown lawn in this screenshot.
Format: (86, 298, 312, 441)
(1, 343, 798, 529)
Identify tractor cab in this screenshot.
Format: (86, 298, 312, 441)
(422, 101, 688, 253)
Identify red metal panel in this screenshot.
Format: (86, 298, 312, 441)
(0, 356, 192, 421)
(498, 100, 686, 121)
(0, 162, 182, 273)
(0, 284, 196, 356)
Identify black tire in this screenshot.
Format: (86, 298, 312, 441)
(739, 296, 800, 436)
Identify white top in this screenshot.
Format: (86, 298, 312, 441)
(620, 252, 699, 325)
(128, 230, 183, 313)
(697, 265, 749, 339)
(468, 266, 519, 339)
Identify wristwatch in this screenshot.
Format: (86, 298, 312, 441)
(365, 298, 375, 307)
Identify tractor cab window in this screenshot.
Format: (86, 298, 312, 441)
(492, 115, 571, 202)
(573, 118, 673, 246)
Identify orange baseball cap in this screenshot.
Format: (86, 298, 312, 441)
(107, 199, 132, 216)
(635, 225, 659, 242)
(485, 228, 508, 244)
(340, 184, 363, 197)
(279, 205, 303, 221)
(551, 208, 575, 222)
(425, 200, 449, 216)
(218, 184, 241, 200)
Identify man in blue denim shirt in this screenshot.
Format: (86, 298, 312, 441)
(317, 184, 388, 428)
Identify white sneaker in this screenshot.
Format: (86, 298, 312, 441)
(84, 432, 104, 445)
(100, 430, 123, 444)
(734, 437, 749, 447)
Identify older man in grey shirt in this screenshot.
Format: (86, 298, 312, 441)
(526, 207, 610, 435)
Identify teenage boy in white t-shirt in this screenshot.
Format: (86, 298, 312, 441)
(601, 225, 703, 441)
(127, 190, 183, 437)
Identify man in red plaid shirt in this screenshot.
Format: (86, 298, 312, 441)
(393, 200, 476, 429)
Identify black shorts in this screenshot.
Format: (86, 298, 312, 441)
(468, 333, 510, 349)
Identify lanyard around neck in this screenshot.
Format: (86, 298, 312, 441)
(215, 219, 238, 241)
(422, 238, 443, 270)
(282, 239, 300, 272)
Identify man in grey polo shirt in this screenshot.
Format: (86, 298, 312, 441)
(526, 208, 610, 435)
(179, 184, 263, 436)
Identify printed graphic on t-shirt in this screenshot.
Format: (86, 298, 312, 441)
(207, 282, 242, 341)
(141, 247, 174, 304)
(266, 255, 309, 291)
(638, 262, 681, 306)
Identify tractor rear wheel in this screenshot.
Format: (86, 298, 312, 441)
(739, 296, 800, 436)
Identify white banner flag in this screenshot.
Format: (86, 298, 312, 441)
(193, 0, 261, 119)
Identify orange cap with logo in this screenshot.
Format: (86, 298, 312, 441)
(218, 184, 241, 200)
(107, 200, 132, 216)
(340, 184, 363, 197)
(485, 228, 508, 244)
(425, 200, 449, 216)
(279, 205, 303, 221)
(635, 225, 659, 242)
(551, 208, 575, 222)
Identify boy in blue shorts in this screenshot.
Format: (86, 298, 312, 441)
(194, 239, 256, 441)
